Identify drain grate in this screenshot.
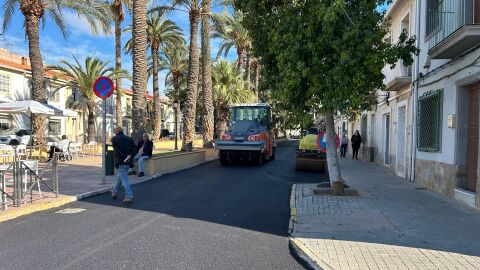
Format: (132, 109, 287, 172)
(55, 208, 86, 214)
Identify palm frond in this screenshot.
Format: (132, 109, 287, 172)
(1, 0, 18, 32)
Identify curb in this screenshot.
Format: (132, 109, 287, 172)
(288, 183, 331, 270)
(288, 184, 297, 235)
(0, 158, 217, 223)
(289, 238, 333, 270)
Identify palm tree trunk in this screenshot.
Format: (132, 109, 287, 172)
(326, 110, 345, 196)
(215, 103, 229, 138)
(22, 4, 48, 145)
(236, 47, 244, 73)
(183, 9, 201, 148)
(87, 102, 96, 143)
(173, 73, 181, 148)
(201, 0, 214, 148)
(114, 17, 123, 127)
(254, 62, 260, 102)
(152, 45, 161, 141)
(245, 52, 251, 88)
(131, 0, 148, 143)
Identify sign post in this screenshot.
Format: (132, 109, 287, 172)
(93, 76, 115, 185)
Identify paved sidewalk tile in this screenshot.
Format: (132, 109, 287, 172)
(291, 158, 480, 270)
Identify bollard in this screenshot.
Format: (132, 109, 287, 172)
(53, 154, 59, 197)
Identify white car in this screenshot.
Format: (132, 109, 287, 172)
(0, 128, 32, 145)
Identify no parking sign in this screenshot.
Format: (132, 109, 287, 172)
(317, 132, 340, 153)
(93, 76, 115, 99)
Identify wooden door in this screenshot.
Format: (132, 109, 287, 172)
(467, 86, 479, 192)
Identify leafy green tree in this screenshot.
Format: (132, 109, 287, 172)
(237, 0, 417, 194)
(212, 60, 255, 137)
(125, 10, 183, 140)
(1, 0, 111, 144)
(48, 57, 129, 142)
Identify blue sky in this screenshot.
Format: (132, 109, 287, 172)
(0, 3, 235, 95)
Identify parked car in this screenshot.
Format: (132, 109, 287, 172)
(0, 128, 32, 145)
(168, 132, 175, 140)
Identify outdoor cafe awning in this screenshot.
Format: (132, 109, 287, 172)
(0, 100, 78, 118)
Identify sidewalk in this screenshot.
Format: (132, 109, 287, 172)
(1, 148, 218, 222)
(290, 158, 480, 270)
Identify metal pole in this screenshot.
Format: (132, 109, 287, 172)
(13, 146, 21, 207)
(54, 155, 59, 197)
(102, 99, 107, 184)
(174, 105, 178, 151)
(1, 172, 6, 210)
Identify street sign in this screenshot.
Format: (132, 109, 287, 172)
(93, 76, 114, 99)
(93, 76, 114, 185)
(317, 132, 340, 153)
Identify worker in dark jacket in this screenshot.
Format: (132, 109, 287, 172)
(351, 130, 362, 160)
(129, 133, 153, 177)
(111, 127, 136, 203)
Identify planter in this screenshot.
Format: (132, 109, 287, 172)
(136, 150, 206, 176)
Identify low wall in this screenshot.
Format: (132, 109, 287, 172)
(137, 150, 206, 176)
(415, 158, 459, 198)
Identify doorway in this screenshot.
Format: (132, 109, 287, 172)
(396, 106, 407, 177)
(467, 85, 479, 192)
(383, 113, 391, 165)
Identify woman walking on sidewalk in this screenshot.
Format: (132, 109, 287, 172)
(340, 134, 348, 158)
(351, 130, 362, 160)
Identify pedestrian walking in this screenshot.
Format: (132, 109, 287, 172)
(340, 134, 348, 158)
(351, 130, 362, 160)
(111, 127, 136, 203)
(128, 133, 153, 177)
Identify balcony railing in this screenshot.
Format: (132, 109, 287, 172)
(428, 0, 480, 58)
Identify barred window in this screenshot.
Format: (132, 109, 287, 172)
(0, 74, 9, 93)
(417, 89, 443, 152)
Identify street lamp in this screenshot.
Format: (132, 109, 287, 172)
(173, 101, 179, 150)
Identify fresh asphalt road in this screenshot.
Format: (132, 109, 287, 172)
(0, 141, 327, 270)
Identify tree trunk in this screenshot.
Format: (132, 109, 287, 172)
(183, 9, 201, 148)
(245, 52, 251, 88)
(22, 3, 47, 145)
(254, 62, 260, 102)
(215, 103, 229, 139)
(87, 102, 96, 143)
(236, 47, 244, 73)
(114, 16, 123, 127)
(326, 110, 345, 196)
(201, 0, 214, 148)
(174, 73, 181, 148)
(131, 0, 148, 144)
(152, 45, 162, 141)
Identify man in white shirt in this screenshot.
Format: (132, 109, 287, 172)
(48, 135, 70, 161)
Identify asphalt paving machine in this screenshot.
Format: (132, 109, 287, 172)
(215, 103, 276, 165)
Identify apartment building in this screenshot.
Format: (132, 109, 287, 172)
(415, 0, 480, 208)
(338, 0, 416, 179)
(342, 0, 480, 209)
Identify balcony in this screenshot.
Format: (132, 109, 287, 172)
(428, 0, 480, 59)
(383, 61, 412, 92)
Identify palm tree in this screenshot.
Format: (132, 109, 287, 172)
(201, 0, 214, 147)
(251, 57, 261, 101)
(1, 0, 111, 144)
(211, 10, 252, 73)
(150, 0, 209, 149)
(47, 57, 128, 142)
(159, 44, 188, 148)
(212, 60, 255, 137)
(131, 0, 148, 143)
(110, 0, 131, 128)
(125, 10, 183, 141)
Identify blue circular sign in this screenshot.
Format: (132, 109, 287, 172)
(93, 76, 114, 99)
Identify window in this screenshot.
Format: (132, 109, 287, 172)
(426, 0, 441, 37)
(0, 74, 9, 94)
(417, 89, 443, 152)
(0, 116, 11, 130)
(48, 120, 61, 135)
(49, 89, 60, 102)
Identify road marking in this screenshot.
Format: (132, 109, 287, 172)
(55, 208, 86, 214)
